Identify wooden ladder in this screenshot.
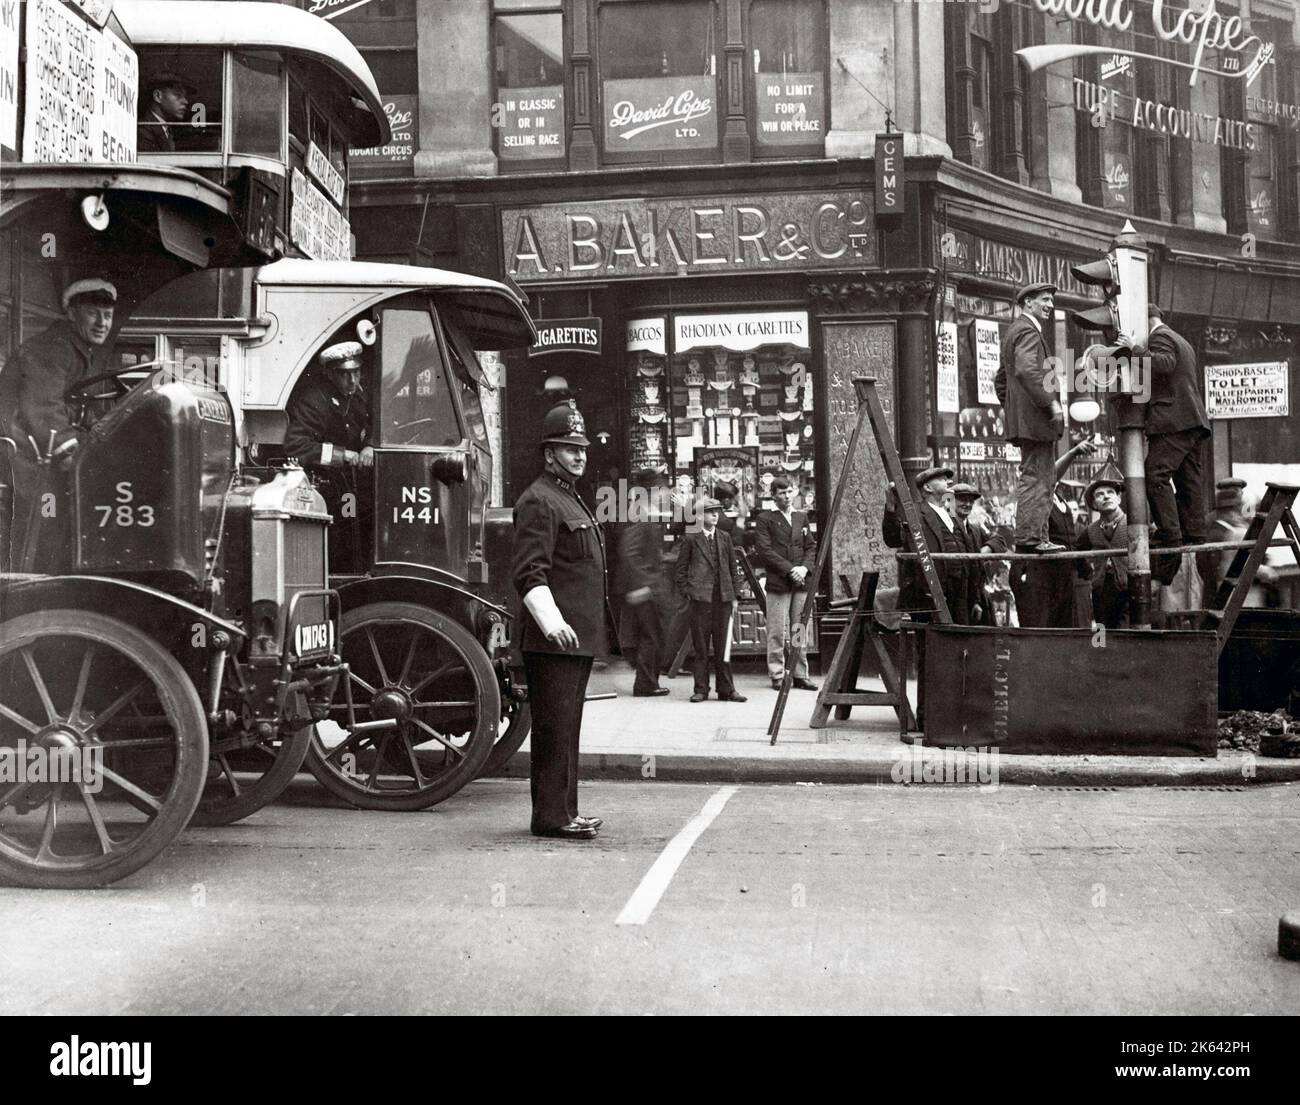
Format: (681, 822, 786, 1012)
(1199, 482, 1300, 653)
(768, 376, 948, 743)
(809, 572, 916, 736)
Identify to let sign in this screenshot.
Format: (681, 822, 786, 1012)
(1204, 361, 1289, 419)
(875, 133, 904, 215)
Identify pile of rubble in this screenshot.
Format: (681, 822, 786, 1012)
(1218, 710, 1300, 757)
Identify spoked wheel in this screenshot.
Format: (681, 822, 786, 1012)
(188, 724, 312, 827)
(0, 611, 207, 889)
(481, 696, 531, 777)
(305, 603, 499, 811)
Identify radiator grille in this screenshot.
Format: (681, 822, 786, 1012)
(282, 519, 327, 602)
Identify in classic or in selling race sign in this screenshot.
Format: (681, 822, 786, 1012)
(1205, 361, 1290, 419)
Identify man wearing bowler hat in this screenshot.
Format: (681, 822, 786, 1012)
(882, 465, 970, 622)
(996, 282, 1066, 554)
(512, 401, 609, 839)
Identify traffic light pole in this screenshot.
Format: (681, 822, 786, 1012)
(1071, 220, 1153, 629)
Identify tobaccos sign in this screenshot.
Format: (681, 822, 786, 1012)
(504, 191, 876, 281)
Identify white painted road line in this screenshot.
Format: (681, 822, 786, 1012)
(615, 785, 740, 926)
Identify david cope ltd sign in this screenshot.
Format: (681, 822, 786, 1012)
(504, 191, 875, 281)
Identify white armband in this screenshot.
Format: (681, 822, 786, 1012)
(321, 443, 334, 466)
(522, 585, 567, 637)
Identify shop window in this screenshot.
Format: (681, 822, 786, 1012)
(597, 0, 720, 164)
(137, 50, 223, 153)
(232, 52, 284, 159)
(1240, 17, 1288, 241)
(749, 0, 827, 155)
(662, 310, 815, 516)
(493, 2, 566, 165)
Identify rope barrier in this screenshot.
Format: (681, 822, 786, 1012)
(893, 537, 1296, 562)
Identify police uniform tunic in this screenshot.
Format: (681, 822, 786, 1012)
(283, 375, 370, 469)
(511, 470, 608, 832)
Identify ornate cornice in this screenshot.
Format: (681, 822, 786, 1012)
(807, 274, 937, 316)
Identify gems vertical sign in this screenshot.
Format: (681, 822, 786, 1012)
(875, 133, 904, 216)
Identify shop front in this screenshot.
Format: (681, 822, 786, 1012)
(498, 184, 885, 653)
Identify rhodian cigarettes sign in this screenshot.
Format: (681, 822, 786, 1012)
(1204, 362, 1289, 419)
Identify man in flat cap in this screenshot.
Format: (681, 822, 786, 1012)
(512, 402, 609, 839)
(950, 482, 1008, 625)
(754, 475, 818, 690)
(676, 496, 747, 703)
(882, 465, 969, 622)
(1141, 305, 1210, 586)
(1075, 477, 1129, 628)
(284, 341, 373, 569)
(137, 72, 193, 153)
(996, 282, 1065, 554)
(0, 278, 117, 566)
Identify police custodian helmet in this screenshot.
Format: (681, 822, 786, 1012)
(541, 401, 590, 448)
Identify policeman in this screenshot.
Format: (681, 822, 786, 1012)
(511, 401, 608, 840)
(0, 277, 117, 566)
(284, 341, 373, 569)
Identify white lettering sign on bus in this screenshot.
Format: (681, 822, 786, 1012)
(0, 0, 18, 149)
(22, 0, 138, 164)
(290, 168, 352, 262)
(306, 141, 346, 207)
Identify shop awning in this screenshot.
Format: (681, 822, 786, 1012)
(1157, 251, 1300, 325)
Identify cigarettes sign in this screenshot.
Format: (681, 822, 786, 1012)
(1204, 361, 1289, 419)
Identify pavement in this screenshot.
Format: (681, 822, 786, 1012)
(4, 779, 1298, 1016)
(495, 660, 1300, 787)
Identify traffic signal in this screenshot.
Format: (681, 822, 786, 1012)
(1068, 220, 1149, 351)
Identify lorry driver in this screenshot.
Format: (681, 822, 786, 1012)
(283, 341, 374, 570)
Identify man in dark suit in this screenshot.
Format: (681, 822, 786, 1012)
(950, 482, 1009, 625)
(883, 466, 968, 622)
(675, 497, 747, 703)
(511, 402, 609, 840)
(1141, 306, 1210, 586)
(1075, 477, 1129, 628)
(995, 282, 1065, 554)
(754, 476, 818, 691)
(136, 73, 191, 153)
(616, 469, 669, 697)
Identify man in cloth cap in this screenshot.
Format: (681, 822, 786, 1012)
(137, 72, 193, 153)
(1198, 477, 1248, 593)
(284, 341, 373, 570)
(950, 482, 1009, 625)
(754, 475, 818, 690)
(995, 282, 1066, 554)
(511, 402, 609, 839)
(675, 496, 747, 703)
(1075, 477, 1129, 628)
(882, 465, 970, 623)
(0, 278, 117, 566)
